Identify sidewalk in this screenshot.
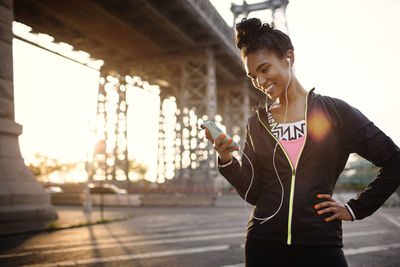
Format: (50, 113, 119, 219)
(54, 205, 134, 227)
(0, 205, 134, 237)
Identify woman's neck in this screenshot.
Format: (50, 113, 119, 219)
(269, 76, 308, 124)
(275, 76, 307, 108)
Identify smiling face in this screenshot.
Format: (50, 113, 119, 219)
(244, 49, 292, 100)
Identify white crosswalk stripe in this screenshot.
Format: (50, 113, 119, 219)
(0, 231, 244, 259)
(343, 229, 387, 237)
(379, 212, 400, 228)
(21, 245, 230, 267)
(23, 226, 244, 250)
(344, 243, 400, 255)
(140, 221, 246, 233)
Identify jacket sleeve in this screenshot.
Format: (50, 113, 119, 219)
(218, 121, 260, 205)
(341, 102, 400, 220)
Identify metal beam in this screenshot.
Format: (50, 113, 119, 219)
(136, 0, 197, 47)
(231, 0, 289, 16)
(13, 34, 100, 71)
(183, 0, 241, 65)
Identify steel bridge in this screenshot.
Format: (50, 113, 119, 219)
(0, 0, 288, 225)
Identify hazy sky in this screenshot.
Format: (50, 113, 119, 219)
(13, 38, 99, 164)
(13, 0, 400, 182)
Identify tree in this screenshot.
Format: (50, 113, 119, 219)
(27, 153, 80, 181)
(128, 158, 148, 180)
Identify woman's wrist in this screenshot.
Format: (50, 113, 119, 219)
(220, 154, 232, 164)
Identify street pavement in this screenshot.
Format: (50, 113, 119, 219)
(1, 205, 400, 266)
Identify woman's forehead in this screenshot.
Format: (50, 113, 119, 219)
(245, 49, 278, 63)
(244, 50, 278, 73)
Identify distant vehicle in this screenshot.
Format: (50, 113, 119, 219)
(45, 186, 63, 194)
(88, 183, 127, 195)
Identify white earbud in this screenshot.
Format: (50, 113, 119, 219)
(286, 58, 291, 65)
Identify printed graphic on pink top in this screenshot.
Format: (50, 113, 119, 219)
(267, 110, 306, 140)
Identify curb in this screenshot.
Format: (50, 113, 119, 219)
(0, 213, 133, 237)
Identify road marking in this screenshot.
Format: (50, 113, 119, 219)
(220, 264, 244, 267)
(143, 221, 246, 233)
(379, 212, 400, 228)
(1, 232, 243, 259)
(23, 226, 244, 250)
(1, 229, 387, 259)
(0, 251, 34, 259)
(20, 245, 230, 267)
(343, 229, 387, 237)
(344, 243, 400, 255)
(5, 239, 400, 266)
(1, 228, 394, 261)
(143, 218, 245, 229)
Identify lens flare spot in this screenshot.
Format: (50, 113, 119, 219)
(309, 110, 331, 142)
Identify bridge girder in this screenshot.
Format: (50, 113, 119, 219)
(6, 0, 277, 199)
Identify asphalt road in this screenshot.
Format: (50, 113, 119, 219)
(1, 206, 400, 266)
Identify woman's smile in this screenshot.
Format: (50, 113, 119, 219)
(265, 84, 274, 95)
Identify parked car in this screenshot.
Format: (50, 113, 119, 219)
(45, 186, 63, 194)
(88, 183, 127, 195)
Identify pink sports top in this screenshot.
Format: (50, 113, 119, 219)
(267, 109, 306, 167)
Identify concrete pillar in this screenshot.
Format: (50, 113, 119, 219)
(0, 0, 57, 229)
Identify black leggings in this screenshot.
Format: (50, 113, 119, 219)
(245, 238, 348, 267)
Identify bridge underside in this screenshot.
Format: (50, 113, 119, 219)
(0, 0, 267, 226)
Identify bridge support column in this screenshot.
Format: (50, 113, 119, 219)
(175, 49, 218, 190)
(92, 73, 130, 182)
(222, 80, 251, 148)
(0, 0, 57, 230)
(150, 50, 224, 191)
(156, 91, 174, 182)
(214, 80, 251, 191)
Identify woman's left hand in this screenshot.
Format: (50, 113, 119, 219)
(314, 194, 353, 222)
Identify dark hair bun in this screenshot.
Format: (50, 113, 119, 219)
(234, 17, 293, 59)
(235, 18, 273, 50)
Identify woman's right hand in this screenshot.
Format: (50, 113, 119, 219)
(204, 129, 237, 164)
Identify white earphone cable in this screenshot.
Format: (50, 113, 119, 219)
(243, 59, 292, 224)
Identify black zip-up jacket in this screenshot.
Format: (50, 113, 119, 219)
(218, 89, 400, 247)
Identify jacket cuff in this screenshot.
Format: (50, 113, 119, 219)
(218, 157, 233, 168)
(345, 204, 356, 221)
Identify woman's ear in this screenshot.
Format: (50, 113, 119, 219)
(285, 50, 294, 67)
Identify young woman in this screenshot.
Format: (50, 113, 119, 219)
(205, 18, 400, 266)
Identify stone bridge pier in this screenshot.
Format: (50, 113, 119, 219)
(0, 0, 57, 226)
